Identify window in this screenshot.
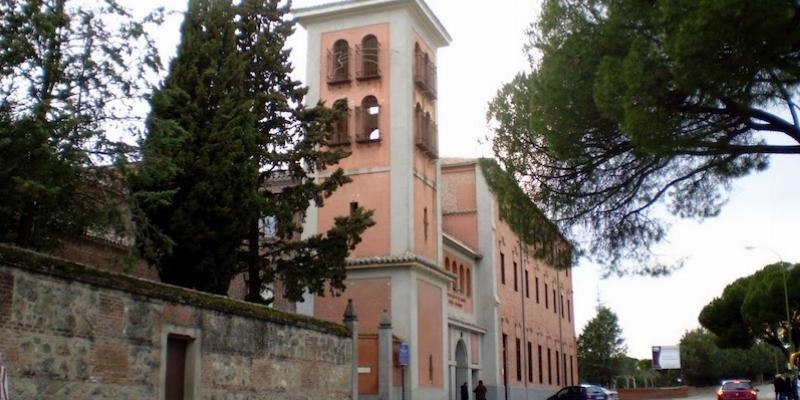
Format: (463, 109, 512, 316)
(459, 264, 465, 294)
(525, 270, 530, 298)
(562, 353, 568, 386)
(413, 43, 436, 99)
(423, 207, 429, 241)
(428, 354, 434, 383)
(500, 253, 506, 284)
(350, 201, 359, 215)
(329, 39, 350, 83)
(260, 284, 274, 306)
(357, 34, 380, 79)
(259, 215, 277, 238)
(535, 277, 540, 303)
(466, 268, 471, 297)
(561, 294, 565, 317)
(538, 345, 543, 384)
(544, 283, 549, 308)
(502, 334, 509, 381)
(414, 107, 437, 158)
(330, 98, 350, 145)
(547, 348, 552, 384)
(567, 300, 572, 322)
(356, 95, 380, 142)
(513, 261, 518, 292)
(553, 289, 557, 314)
(569, 356, 574, 385)
(516, 338, 522, 381)
(527, 341, 533, 382)
(556, 350, 560, 385)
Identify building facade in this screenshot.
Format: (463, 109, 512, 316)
(293, 1, 577, 399)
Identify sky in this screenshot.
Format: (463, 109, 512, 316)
(129, 0, 800, 360)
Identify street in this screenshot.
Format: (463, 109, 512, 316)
(680, 384, 773, 400)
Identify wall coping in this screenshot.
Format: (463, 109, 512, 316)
(0, 243, 349, 337)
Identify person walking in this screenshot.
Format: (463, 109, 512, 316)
(780, 374, 793, 400)
(461, 382, 469, 400)
(473, 380, 488, 400)
(777, 374, 787, 400)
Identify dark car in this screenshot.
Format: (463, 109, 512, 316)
(547, 385, 609, 400)
(717, 379, 758, 400)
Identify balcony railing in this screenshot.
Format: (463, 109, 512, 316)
(413, 49, 437, 99)
(356, 44, 380, 80)
(327, 48, 351, 84)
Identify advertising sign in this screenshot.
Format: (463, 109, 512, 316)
(651, 345, 681, 370)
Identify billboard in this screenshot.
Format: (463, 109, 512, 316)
(651, 345, 681, 370)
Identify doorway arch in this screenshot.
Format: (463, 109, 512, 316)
(455, 339, 469, 398)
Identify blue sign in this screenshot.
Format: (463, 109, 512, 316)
(398, 343, 409, 366)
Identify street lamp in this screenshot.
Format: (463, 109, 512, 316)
(745, 246, 793, 364)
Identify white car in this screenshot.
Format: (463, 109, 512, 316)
(600, 387, 620, 400)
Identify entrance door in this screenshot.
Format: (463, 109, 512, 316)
(455, 339, 469, 399)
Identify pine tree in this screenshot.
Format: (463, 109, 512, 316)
(0, 0, 160, 249)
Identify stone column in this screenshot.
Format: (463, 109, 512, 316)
(343, 299, 358, 400)
(378, 310, 393, 400)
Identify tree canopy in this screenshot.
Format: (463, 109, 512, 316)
(0, 0, 160, 249)
(487, 0, 800, 275)
(130, 0, 374, 299)
(680, 328, 779, 385)
(699, 262, 799, 359)
(577, 305, 628, 386)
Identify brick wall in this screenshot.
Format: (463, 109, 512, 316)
(0, 244, 353, 399)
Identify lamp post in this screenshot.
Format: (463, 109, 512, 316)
(746, 246, 793, 365)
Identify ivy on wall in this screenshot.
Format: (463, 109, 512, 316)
(478, 158, 574, 270)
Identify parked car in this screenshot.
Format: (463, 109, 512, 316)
(600, 386, 620, 400)
(547, 384, 609, 400)
(717, 379, 758, 400)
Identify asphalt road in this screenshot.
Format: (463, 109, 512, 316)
(681, 383, 773, 400)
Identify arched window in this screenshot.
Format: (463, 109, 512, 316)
(357, 95, 380, 141)
(414, 103, 422, 142)
(466, 268, 472, 297)
(358, 34, 380, 79)
(459, 264, 465, 294)
(423, 111, 431, 143)
(330, 98, 350, 145)
(329, 39, 350, 83)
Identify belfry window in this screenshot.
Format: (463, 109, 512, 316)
(357, 34, 380, 79)
(356, 95, 380, 142)
(328, 39, 350, 83)
(329, 98, 350, 145)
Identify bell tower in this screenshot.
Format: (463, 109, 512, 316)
(294, 1, 452, 398)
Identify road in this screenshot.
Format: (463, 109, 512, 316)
(681, 383, 773, 400)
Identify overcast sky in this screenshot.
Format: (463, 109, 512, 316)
(129, 0, 800, 360)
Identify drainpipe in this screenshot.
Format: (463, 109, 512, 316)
(520, 240, 529, 400)
(556, 272, 565, 384)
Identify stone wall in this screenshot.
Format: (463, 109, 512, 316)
(0, 244, 353, 399)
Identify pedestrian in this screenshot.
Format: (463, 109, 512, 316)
(473, 380, 487, 400)
(781, 374, 794, 400)
(461, 382, 469, 400)
(777, 374, 786, 400)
